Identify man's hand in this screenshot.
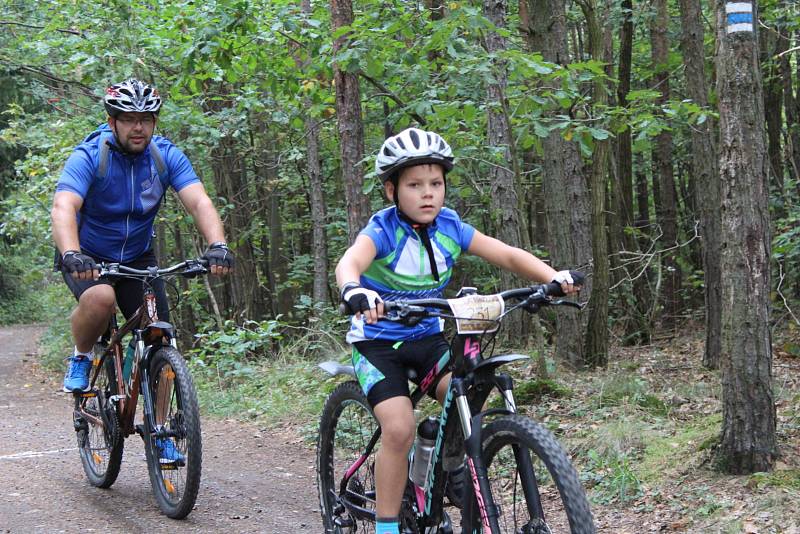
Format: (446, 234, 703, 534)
(341, 283, 383, 324)
(62, 251, 99, 281)
(202, 242, 235, 276)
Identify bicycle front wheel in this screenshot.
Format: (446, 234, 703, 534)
(143, 346, 202, 519)
(76, 345, 123, 488)
(463, 415, 595, 534)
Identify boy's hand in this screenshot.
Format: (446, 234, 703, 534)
(342, 284, 383, 324)
(552, 270, 582, 295)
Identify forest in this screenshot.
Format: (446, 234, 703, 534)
(1, 0, 799, 531)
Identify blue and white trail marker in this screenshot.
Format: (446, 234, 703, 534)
(726, 2, 753, 34)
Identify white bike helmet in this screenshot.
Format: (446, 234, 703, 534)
(376, 127, 454, 181)
(104, 78, 162, 117)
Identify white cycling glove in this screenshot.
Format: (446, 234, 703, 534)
(552, 270, 574, 285)
(341, 283, 382, 315)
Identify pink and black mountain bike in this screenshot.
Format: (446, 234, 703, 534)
(317, 278, 596, 533)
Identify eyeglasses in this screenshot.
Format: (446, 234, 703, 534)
(116, 115, 156, 127)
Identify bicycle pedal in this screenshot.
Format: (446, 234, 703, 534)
(73, 418, 88, 432)
(159, 462, 180, 470)
(333, 516, 354, 528)
(76, 390, 97, 398)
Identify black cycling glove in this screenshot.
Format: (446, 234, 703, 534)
(341, 283, 381, 315)
(61, 250, 97, 275)
(202, 242, 235, 269)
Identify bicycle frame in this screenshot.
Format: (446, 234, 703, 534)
(73, 274, 177, 439)
(326, 330, 536, 533)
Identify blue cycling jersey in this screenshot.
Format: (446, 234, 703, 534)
(346, 206, 476, 343)
(56, 124, 200, 262)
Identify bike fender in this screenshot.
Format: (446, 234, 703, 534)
(474, 353, 529, 372)
(318, 360, 356, 378)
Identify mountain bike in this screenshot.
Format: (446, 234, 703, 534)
(71, 258, 207, 519)
(317, 280, 596, 533)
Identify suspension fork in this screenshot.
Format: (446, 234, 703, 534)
(496, 373, 547, 522)
(453, 377, 503, 533)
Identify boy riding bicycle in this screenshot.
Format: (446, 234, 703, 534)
(335, 127, 580, 534)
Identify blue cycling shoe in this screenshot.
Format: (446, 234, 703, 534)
(156, 437, 186, 465)
(63, 355, 92, 392)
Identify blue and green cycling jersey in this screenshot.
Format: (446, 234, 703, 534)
(346, 206, 475, 343)
(56, 124, 200, 263)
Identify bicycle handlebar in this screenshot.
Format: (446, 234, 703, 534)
(97, 258, 209, 280)
(338, 270, 585, 319)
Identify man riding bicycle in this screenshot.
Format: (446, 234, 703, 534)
(51, 78, 234, 460)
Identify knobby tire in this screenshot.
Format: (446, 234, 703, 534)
(463, 415, 595, 534)
(76, 344, 123, 488)
(143, 346, 202, 519)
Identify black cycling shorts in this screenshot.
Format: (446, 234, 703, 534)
(59, 248, 170, 322)
(352, 334, 451, 408)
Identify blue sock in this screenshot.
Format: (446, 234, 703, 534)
(376, 517, 400, 534)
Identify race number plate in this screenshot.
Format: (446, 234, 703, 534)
(447, 294, 505, 334)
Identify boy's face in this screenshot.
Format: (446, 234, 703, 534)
(386, 164, 445, 224)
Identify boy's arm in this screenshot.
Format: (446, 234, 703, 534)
(467, 230, 578, 293)
(335, 235, 383, 323)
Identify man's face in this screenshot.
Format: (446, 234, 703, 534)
(108, 112, 157, 154)
(385, 164, 446, 224)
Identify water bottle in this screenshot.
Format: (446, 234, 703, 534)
(409, 417, 439, 488)
(123, 340, 135, 384)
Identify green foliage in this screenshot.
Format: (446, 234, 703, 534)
(583, 448, 643, 505)
(192, 318, 284, 367)
(595, 374, 669, 416)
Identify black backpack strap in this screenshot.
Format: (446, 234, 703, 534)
(149, 140, 168, 181)
(96, 132, 113, 180)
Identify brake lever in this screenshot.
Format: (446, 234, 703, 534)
(552, 299, 584, 310)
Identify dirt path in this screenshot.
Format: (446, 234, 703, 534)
(0, 325, 321, 533)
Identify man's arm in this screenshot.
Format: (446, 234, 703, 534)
(51, 191, 83, 255)
(176, 183, 231, 275)
(51, 191, 98, 280)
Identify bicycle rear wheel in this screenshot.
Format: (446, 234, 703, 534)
(76, 345, 123, 488)
(143, 346, 202, 519)
(317, 380, 384, 534)
(463, 415, 595, 534)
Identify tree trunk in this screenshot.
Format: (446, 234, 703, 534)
(578, 0, 610, 367)
(679, 0, 722, 369)
(523, 0, 592, 367)
(482, 0, 526, 340)
(299, 0, 330, 307)
(331, 0, 371, 243)
(715, 0, 776, 473)
(650, 0, 681, 330)
(307, 116, 330, 306)
(780, 30, 800, 185)
(761, 27, 786, 217)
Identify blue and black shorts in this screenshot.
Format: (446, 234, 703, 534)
(352, 334, 451, 408)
